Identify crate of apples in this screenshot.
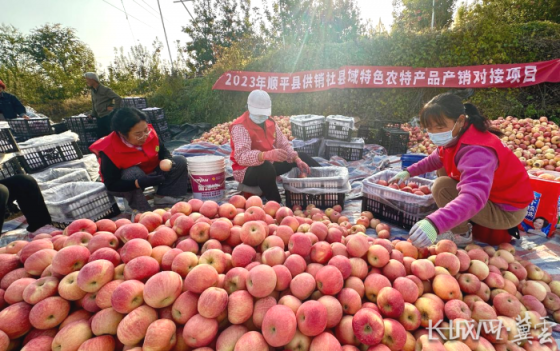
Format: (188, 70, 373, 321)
(0, 195, 559, 351)
(376, 179, 431, 196)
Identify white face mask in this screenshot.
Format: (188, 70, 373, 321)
(428, 120, 459, 147)
(249, 113, 268, 124)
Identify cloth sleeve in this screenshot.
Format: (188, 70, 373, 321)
(107, 88, 122, 109)
(231, 125, 264, 167)
(273, 124, 298, 162)
(426, 145, 498, 234)
(11, 95, 26, 116)
(158, 137, 172, 160)
(99, 152, 138, 192)
(406, 148, 443, 177)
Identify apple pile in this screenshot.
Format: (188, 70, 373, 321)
(375, 179, 432, 196)
(402, 124, 436, 155)
(0, 197, 559, 351)
(192, 116, 293, 145)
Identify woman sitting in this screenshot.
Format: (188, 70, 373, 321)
(230, 90, 320, 203)
(90, 107, 190, 211)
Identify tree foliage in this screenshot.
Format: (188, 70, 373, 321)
(392, 0, 457, 31)
(456, 0, 560, 27)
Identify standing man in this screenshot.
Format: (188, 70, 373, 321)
(0, 80, 29, 121)
(84, 72, 122, 138)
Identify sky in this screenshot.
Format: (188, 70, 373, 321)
(0, 0, 395, 69)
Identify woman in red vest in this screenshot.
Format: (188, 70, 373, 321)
(230, 90, 320, 203)
(90, 108, 190, 211)
(390, 93, 533, 247)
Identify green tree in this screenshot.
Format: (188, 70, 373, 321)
(262, 0, 363, 46)
(25, 24, 96, 100)
(455, 0, 560, 27)
(392, 0, 457, 31)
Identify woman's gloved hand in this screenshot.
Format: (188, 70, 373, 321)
(137, 174, 165, 189)
(296, 158, 311, 175)
(389, 170, 410, 185)
(263, 149, 288, 162)
(409, 219, 438, 248)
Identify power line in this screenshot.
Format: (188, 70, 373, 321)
(100, 0, 157, 29)
(157, 0, 175, 72)
(121, 0, 138, 42)
(132, 0, 159, 18)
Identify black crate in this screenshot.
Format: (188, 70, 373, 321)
(325, 122, 352, 141)
(285, 191, 345, 210)
(8, 118, 52, 142)
(357, 120, 402, 144)
(0, 128, 20, 153)
(123, 97, 148, 110)
(76, 141, 93, 155)
(292, 139, 321, 157)
(0, 157, 25, 181)
(380, 127, 409, 155)
(362, 196, 422, 229)
(52, 203, 121, 229)
(325, 144, 364, 161)
(290, 122, 325, 141)
(65, 117, 99, 144)
(52, 122, 68, 134)
(18, 142, 83, 173)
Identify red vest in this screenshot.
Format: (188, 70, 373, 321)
(89, 124, 160, 180)
(230, 111, 277, 172)
(439, 125, 533, 209)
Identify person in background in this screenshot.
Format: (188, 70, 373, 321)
(230, 89, 320, 203)
(83, 72, 122, 138)
(89, 107, 190, 212)
(390, 93, 533, 247)
(0, 169, 51, 234)
(0, 80, 29, 121)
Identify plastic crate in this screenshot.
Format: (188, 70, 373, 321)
(325, 138, 364, 161)
(17, 141, 83, 173)
(7, 118, 53, 142)
(65, 117, 99, 144)
(292, 138, 322, 157)
(0, 128, 20, 153)
(42, 182, 121, 229)
(381, 127, 409, 155)
(52, 122, 68, 134)
(285, 191, 346, 210)
(123, 97, 148, 110)
(31, 168, 91, 191)
(143, 108, 172, 142)
(281, 167, 349, 189)
(0, 156, 25, 181)
(357, 120, 402, 144)
(325, 115, 354, 141)
(290, 115, 325, 141)
(362, 170, 437, 229)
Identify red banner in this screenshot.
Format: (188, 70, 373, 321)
(213, 59, 560, 93)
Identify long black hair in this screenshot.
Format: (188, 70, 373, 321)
(419, 93, 503, 137)
(111, 107, 148, 135)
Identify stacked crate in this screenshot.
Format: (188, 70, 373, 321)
(357, 120, 409, 155)
(64, 116, 99, 154)
(142, 107, 172, 142)
(123, 97, 148, 109)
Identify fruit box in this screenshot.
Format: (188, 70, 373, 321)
(362, 170, 437, 229)
(519, 169, 560, 238)
(280, 167, 349, 189)
(290, 115, 325, 141)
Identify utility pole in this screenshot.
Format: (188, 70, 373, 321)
(157, 0, 175, 73)
(431, 0, 435, 29)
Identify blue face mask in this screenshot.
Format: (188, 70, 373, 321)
(249, 113, 269, 124)
(428, 120, 459, 147)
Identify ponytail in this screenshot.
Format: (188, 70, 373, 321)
(419, 93, 502, 138)
(463, 103, 503, 138)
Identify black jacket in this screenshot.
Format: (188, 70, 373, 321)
(100, 136, 172, 192)
(0, 92, 26, 119)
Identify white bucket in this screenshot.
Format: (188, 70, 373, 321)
(187, 156, 226, 201)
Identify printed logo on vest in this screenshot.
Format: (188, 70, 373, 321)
(155, 146, 160, 152)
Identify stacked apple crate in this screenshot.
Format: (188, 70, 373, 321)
(290, 115, 365, 161)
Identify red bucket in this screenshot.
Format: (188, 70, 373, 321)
(472, 224, 512, 246)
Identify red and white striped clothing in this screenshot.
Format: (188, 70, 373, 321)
(231, 124, 298, 183)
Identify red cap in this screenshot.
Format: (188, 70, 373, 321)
(0, 80, 5, 90)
